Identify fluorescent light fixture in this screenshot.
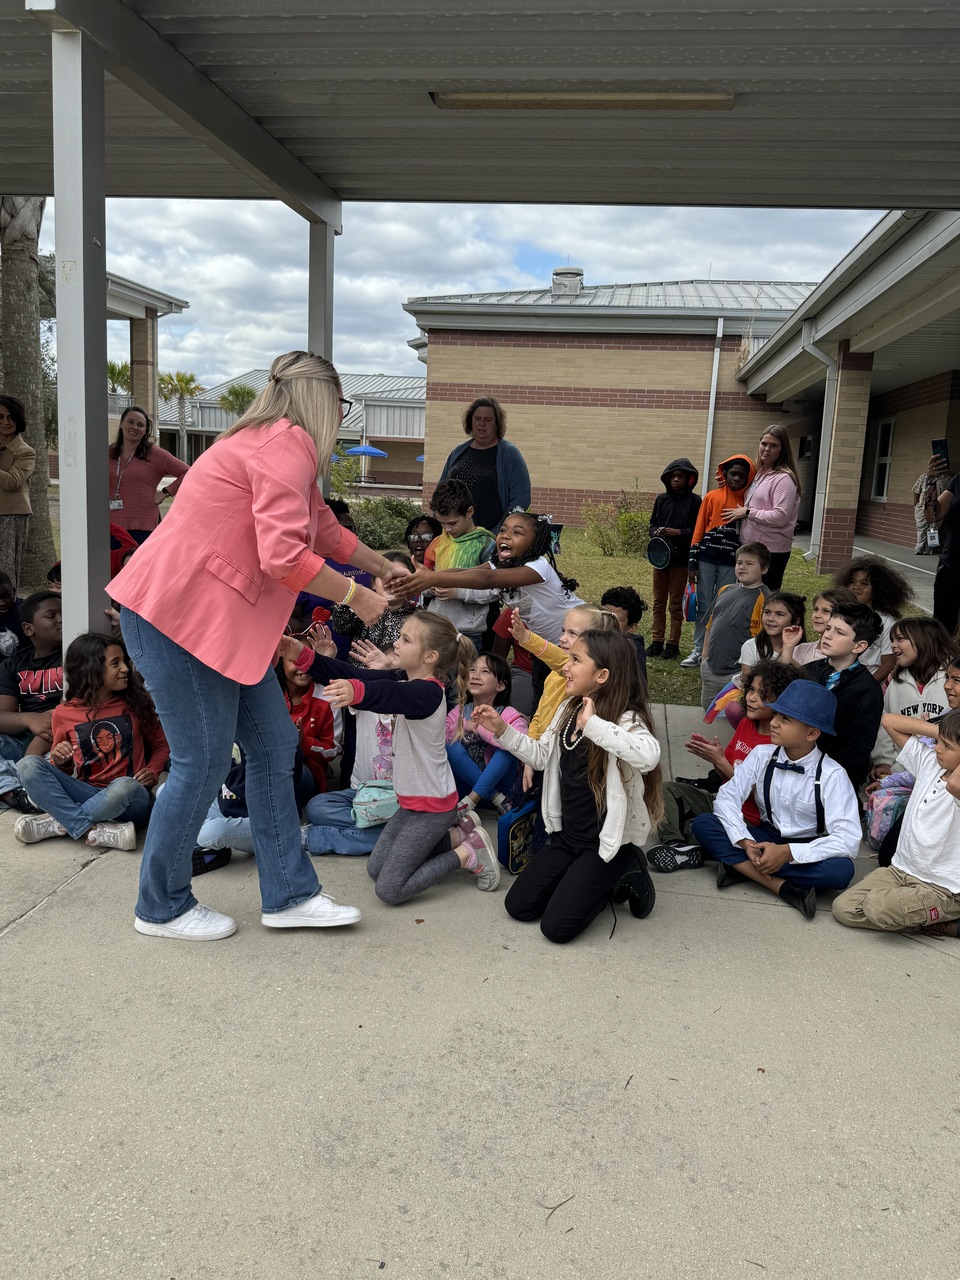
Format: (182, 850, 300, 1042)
(431, 91, 735, 111)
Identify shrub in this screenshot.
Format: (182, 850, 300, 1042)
(616, 511, 649, 556)
(581, 481, 652, 556)
(350, 495, 424, 550)
(581, 499, 620, 556)
(330, 451, 362, 497)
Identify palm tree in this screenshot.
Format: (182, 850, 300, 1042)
(0, 196, 56, 588)
(159, 369, 205, 460)
(107, 359, 131, 394)
(219, 382, 257, 419)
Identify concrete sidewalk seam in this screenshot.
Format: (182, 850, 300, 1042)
(0, 848, 108, 938)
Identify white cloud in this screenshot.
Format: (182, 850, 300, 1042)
(40, 198, 882, 387)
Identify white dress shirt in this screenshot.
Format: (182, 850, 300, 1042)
(712, 742, 861, 863)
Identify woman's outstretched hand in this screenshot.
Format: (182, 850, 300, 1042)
(348, 583, 389, 625)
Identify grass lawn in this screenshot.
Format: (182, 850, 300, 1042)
(554, 527, 834, 706)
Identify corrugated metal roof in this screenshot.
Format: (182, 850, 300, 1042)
(408, 279, 816, 313)
(199, 369, 425, 403)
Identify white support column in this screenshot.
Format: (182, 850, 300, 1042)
(51, 28, 111, 641)
(307, 221, 335, 360)
(308, 221, 335, 497)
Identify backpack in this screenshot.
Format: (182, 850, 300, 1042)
(864, 779, 914, 851)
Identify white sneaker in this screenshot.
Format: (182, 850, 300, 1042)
(86, 821, 137, 851)
(467, 825, 500, 892)
(14, 812, 67, 844)
(679, 650, 702, 668)
(134, 902, 237, 941)
(262, 892, 361, 929)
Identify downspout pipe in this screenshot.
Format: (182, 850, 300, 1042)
(702, 318, 724, 486)
(801, 318, 838, 562)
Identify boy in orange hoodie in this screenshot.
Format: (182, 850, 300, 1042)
(681, 454, 756, 667)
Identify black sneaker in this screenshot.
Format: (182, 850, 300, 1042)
(661, 643, 680, 660)
(191, 847, 233, 877)
(612, 848, 656, 918)
(646, 641, 665, 658)
(4, 786, 43, 815)
(648, 841, 705, 873)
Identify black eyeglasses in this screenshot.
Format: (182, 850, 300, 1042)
(406, 531, 435, 543)
(339, 398, 353, 420)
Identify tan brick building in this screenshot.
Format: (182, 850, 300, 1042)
(404, 274, 816, 527)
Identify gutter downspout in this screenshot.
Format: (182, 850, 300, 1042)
(802, 318, 839, 562)
(702, 318, 724, 485)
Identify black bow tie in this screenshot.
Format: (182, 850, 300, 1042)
(773, 760, 805, 773)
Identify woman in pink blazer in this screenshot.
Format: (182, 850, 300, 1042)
(111, 351, 400, 941)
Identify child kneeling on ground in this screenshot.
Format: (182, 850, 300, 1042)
(832, 709, 960, 936)
(16, 632, 168, 849)
(690, 680, 860, 919)
(473, 629, 663, 944)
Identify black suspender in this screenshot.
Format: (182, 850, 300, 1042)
(761, 748, 826, 841)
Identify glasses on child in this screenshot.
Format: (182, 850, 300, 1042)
(406, 532, 435, 543)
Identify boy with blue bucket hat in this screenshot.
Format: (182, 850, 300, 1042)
(690, 680, 862, 919)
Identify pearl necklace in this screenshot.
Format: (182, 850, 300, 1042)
(560, 701, 585, 751)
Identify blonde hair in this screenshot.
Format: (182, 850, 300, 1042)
(408, 612, 477, 741)
(567, 605, 620, 633)
(218, 351, 342, 475)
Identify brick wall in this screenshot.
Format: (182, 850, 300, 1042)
(423, 328, 778, 520)
(818, 506, 858, 572)
(855, 500, 917, 548)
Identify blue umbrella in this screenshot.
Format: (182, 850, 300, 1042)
(330, 453, 341, 462)
(416, 454, 425, 462)
(346, 445, 388, 458)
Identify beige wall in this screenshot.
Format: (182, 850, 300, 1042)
(422, 338, 774, 503)
(859, 401, 950, 503)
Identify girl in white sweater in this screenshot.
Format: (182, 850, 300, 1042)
(870, 616, 956, 774)
(473, 629, 663, 943)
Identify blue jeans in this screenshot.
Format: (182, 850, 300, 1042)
(692, 560, 736, 654)
(17, 755, 153, 840)
(446, 739, 515, 801)
(691, 813, 855, 890)
(197, 806, 255, 854)
(121, 608, 321, 923)
(304, 788, 379, 856)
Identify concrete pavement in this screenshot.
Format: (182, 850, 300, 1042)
(3, 705, 960, 1279)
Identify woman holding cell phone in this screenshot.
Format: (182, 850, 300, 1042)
(924, 440, 960, 634)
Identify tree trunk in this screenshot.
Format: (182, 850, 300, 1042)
(0, 197, 56, 590)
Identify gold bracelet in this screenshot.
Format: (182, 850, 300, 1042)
(340, 578, 358, 606)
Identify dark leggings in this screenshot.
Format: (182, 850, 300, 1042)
(933, 565, 960, 637)
(504, 833, 634, 944)
(367, 804, 460, 905)
(763, 550, 791, 590)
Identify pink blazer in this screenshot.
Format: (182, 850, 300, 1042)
(110, 419, 358, 683)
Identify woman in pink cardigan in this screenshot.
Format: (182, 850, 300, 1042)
(722, 423, 802, 590)
(111, 351, 400, 942)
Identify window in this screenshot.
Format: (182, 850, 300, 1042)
(798, 436, 812, 460)
(872, 419, 895, 501)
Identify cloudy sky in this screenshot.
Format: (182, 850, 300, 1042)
(41, 200, 882, 389)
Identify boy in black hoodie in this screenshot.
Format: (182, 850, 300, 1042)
(648, 458, 701, 659)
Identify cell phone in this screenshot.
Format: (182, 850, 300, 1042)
(932, 438, 950, 472)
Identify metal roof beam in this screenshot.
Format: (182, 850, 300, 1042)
(26, 0, 341, 228)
